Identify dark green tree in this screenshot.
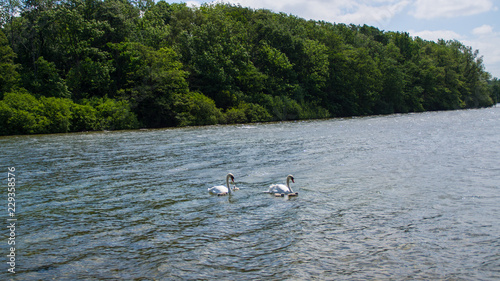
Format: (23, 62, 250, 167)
(22, 56, 70, 98)
(0, 30, 19, 98)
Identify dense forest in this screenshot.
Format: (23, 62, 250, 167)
(1, 0, 499, 135)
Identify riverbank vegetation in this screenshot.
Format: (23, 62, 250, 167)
(1, 1, 499, 135)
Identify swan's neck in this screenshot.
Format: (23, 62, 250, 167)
(226, 176, 232, 195)
(286, 177, 294, 192)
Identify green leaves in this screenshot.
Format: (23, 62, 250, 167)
(0, 91, 139, 135)
(0, 30, 19, 97)
(22, 56, 70, 98)
(173, 91, 221, 126)
(222, 102, 271, 124)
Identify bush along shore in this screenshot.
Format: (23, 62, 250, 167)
(1, 1, 499, 135)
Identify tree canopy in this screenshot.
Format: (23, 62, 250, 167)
(0, 1, 498, 135)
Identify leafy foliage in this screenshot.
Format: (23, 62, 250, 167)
(0, 30, 19, 98)
(0, 1, 497, 135)
(0, 90, 138, 135)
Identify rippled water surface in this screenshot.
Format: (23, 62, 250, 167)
(1, 107, 500, 280)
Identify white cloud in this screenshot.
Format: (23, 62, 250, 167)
(220, 0, 494, 22)
(472, 24, 494, 36)
(336, 1, 410, 26)
(186, 1, 202, 7)
(411, 0, 494, 19)
(408, 29, 463, 41)
(221, 0, 409, 26)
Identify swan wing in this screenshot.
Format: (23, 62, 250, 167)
(268, 184, 290, 193)
(208, 185, 228, 194)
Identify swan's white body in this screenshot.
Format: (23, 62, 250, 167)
(268, 184, 291, 193)
(208, 173, 235, 196)
(268, 175, 295, 194)
(208, 185, 229, 194)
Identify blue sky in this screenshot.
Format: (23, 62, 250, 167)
(169, 0, 500, 79)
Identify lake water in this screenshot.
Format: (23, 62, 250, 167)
(1, 107, 500, 280)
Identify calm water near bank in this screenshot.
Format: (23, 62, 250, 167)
(1, 107, 499, 280)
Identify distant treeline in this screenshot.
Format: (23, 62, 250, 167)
(1, 1, 499, 135)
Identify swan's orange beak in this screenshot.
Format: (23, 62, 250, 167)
(291, 178, 295, 183)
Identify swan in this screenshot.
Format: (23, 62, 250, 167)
(268, 175, 298, 196)
(208, 173, 235, 196)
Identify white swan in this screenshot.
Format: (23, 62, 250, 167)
(208, 173, 235, 196)
(268, 175, 298, 196)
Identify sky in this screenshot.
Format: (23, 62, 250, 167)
(170, 0, 500, 79)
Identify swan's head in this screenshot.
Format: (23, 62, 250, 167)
(288, 174, 295, 183)
(228, 173, 235, 183)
